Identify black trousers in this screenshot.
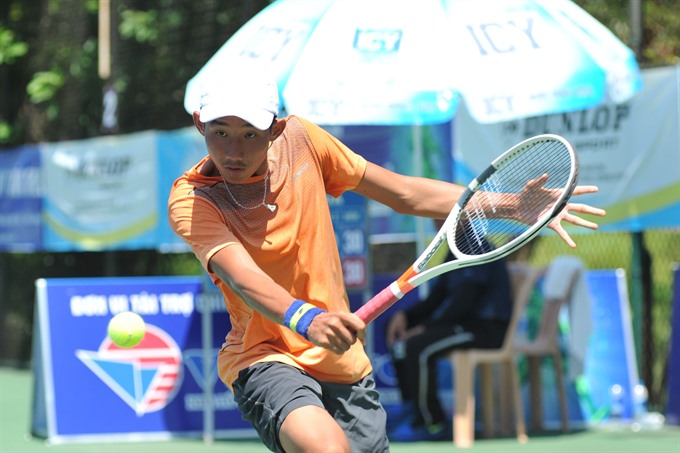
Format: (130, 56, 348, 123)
(390, 319, 509, 427)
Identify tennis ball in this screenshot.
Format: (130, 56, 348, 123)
(107, 311, 145, 348)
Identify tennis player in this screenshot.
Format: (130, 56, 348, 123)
(168, 64, 605, 452)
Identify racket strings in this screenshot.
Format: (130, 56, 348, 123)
(454, 140, 573, 256)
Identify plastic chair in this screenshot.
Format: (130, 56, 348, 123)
(447, 262, 538, 448)
(513, 264, 581, 433)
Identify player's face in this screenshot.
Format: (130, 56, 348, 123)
(202, 116, 273, 183)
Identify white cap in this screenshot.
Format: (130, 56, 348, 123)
(198, 63, 279, 130)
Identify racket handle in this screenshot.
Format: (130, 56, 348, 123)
(354, 285, 403, 324)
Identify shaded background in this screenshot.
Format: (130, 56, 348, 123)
(0, 0, 679, 414)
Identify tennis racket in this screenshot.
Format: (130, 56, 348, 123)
(354, 134, 579, 324)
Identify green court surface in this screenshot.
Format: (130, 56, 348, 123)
(2, 366, 678, 453)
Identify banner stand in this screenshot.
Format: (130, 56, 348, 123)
(200, 274, 219, 444)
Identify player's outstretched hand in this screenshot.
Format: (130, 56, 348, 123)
(549, 185, 606, 248)
(307, 312, 366, 355)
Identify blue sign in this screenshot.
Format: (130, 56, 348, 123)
(666, 267, 680, 425)
(32, 277, 255, 444)
(329, 191, 369, 290)
(0, 145, 42, 251)
(580, 269, 639, 422)
(156, 127, 207, 252)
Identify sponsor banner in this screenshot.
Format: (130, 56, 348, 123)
(579, 269, 639, 423)
(41, 132, 159, 251)
(454, 65, 680, 231)
(0, 145, 42, 251)
(156, 127, 207, 252)
(329, 191, 369, 290)
(31, 276, 255, 444)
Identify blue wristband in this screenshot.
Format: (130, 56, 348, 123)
(283, 300, 325, 340)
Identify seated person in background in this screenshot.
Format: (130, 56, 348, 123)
(385, 246, 512, 442)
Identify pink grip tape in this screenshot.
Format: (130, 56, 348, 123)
(354, 285, 402, 324)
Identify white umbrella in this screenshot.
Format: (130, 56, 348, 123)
(184, 0, 643, 125)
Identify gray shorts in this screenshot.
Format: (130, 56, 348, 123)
(232, 361, 389, 453)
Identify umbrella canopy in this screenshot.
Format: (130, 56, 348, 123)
(184, 0, 642, 126)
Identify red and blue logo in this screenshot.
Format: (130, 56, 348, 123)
(76, 324, 183, 415)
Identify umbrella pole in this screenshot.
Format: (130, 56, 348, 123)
(412, 125, 428, 299)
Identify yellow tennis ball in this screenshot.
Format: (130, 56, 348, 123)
(107, 311, 145, 348)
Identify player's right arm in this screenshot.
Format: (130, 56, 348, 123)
(208, 244, 365, 354)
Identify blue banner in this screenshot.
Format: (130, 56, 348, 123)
(580, 269, 639, 422)
(156, 128, 207, 252)
(666, 267, 680, 425)
(0, 145, 42, 251)
(329, 191, 369, 290)
(32, 276, 254, 444)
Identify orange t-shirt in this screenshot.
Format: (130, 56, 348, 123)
(168, 116, 372, 390)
